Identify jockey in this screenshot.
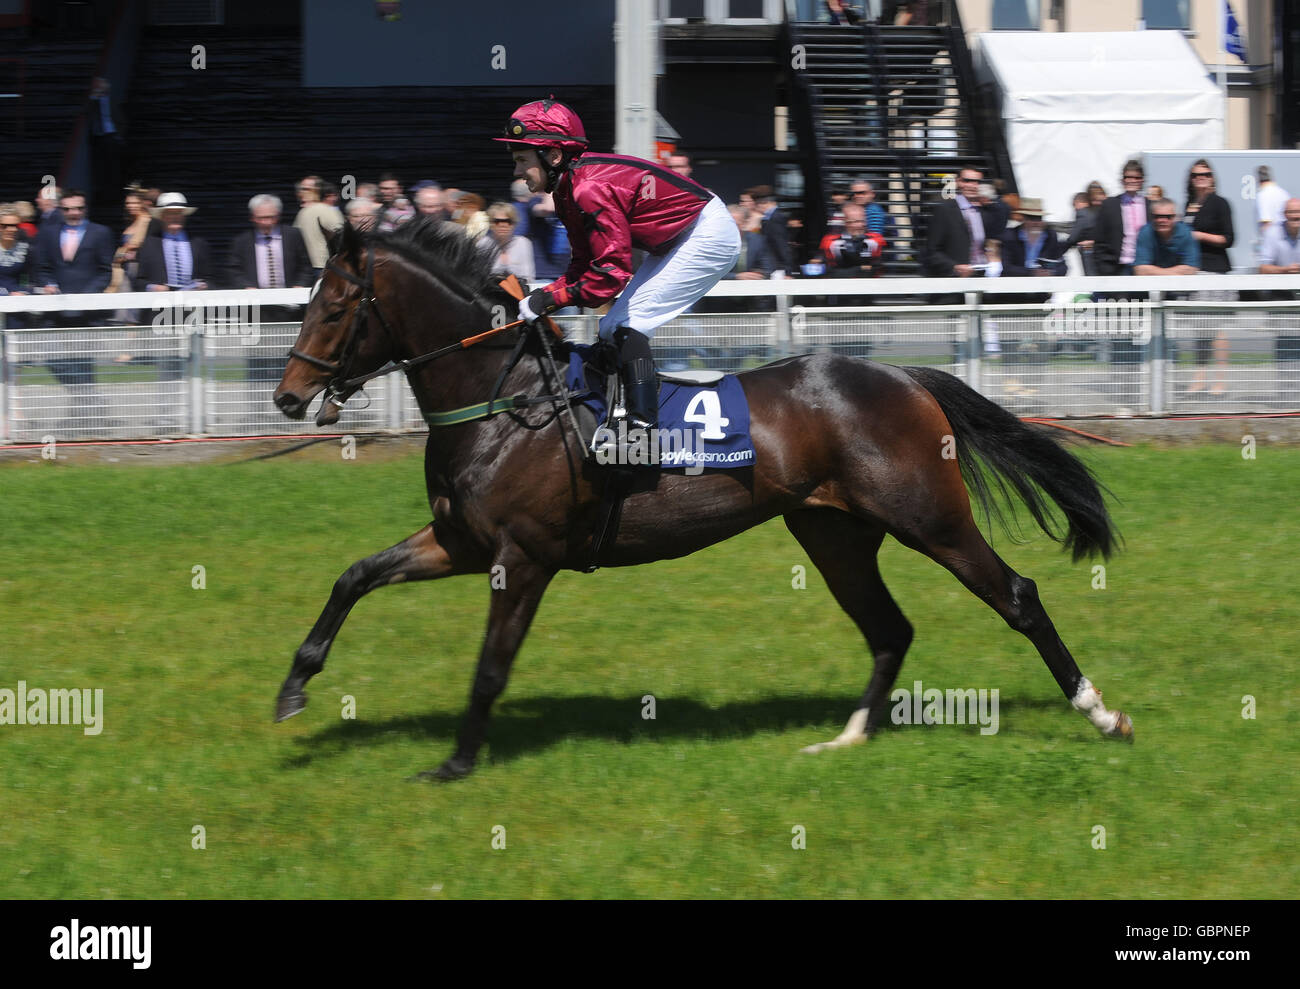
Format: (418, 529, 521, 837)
(496, 97, 740, 441)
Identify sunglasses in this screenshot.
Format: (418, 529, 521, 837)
(0, 222, 18, 228)
(491, 218, 513, 225)
(1152, 213, 1177, 219)
(1123, 175, 1143, 181)
(1191, 171, 1213, 178)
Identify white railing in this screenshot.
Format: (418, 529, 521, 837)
(3, 276, 1299, 443)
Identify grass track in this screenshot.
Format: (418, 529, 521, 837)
(1, 443, 1296, 898)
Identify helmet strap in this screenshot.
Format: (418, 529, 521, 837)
(541, 147, 567, 194)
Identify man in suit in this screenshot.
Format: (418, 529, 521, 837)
(137, 192, 213, 291)
(752, 185, 793, 277)
(995, 198, 1067, 278)
(1093, 159, 1151, 277)
(228, 193, 313, 383)
(726, 205, 773, 281)
(924, 164, 994, 278)
(34, 189, 114, 390)
(35, 184, 63, 233)
(137, 192, 214, 383)
(984, 198, 1066, 308)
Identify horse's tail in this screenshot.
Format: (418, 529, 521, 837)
(901, 365, 1119, 561)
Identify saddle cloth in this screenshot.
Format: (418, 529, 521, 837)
(563, 343, 756, 471)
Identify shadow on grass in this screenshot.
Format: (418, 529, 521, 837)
(280, 694, 1072, 770)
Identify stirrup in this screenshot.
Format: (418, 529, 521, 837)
(590, 416, 660, 467)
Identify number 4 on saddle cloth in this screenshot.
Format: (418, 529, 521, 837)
(563, 342, 756, 473)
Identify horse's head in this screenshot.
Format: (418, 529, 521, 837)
(274, 222, 398, 426)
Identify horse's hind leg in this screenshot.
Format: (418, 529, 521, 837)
(903, 511, 1133, 741)
(784, 510, 913, 753)
(274, 521, 478, 722)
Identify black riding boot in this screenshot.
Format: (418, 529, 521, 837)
(615, 327, 658, 432)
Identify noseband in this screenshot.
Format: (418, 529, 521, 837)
(287, 246, 398, 409)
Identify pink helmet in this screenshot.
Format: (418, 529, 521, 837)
(494, 97, 588, 153)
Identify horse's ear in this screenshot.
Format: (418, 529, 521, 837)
(326, 221, 346, 259)
(332, 215, 361, 264)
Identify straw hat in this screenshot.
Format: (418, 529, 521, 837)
(150, 192, 197, 217)
(1017, 197, 1046, 218)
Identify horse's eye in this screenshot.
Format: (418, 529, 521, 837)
(322, 310, 345, 324)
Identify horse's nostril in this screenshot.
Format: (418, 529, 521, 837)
(275, 391, 308, 419)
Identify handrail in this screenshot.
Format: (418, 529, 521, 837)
(942, 6, 1016, 193)
(4, 276, 1300, 314)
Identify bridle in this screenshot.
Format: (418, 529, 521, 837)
(284, 246, 570, 422)
(287, 245, 399, 411)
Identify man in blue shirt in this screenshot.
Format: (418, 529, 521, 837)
(136, 192, 214, 385)
(1134, 198, 1200, 275)
(138, 193, 212, 292)
(1259, 198, 1300, 274)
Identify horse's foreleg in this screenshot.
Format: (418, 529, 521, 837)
(784, 510, 913, 753)
(274, 521, 473, 722)
(418, 553, 553, 782)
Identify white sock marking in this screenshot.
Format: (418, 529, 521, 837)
(802, 708, 869, 754)
(1071, 678, 1121, 734)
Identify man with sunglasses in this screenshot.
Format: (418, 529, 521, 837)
(924, 164, 995, 278)
(1133, 199, 1200, 276)
(31, 189, 114, 400)
(1094, 159, 1152, 277)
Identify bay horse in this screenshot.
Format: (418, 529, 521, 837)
(272, 218, 1132, 782)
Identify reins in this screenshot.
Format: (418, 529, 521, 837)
(286, 258, 588, 441)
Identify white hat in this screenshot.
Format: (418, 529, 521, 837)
(151, 192, 197, 217)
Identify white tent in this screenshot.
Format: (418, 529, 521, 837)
(976, 31, 1224, 226)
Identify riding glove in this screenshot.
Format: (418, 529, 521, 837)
(519, 287, 559, 324)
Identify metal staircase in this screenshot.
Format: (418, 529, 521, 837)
(786, 12, 1016, 276)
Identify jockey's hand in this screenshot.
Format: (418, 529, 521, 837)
(519, 287, 558, 325)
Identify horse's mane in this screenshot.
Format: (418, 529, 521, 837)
(361, 217, 509, 307)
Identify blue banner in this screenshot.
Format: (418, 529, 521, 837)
(1224, 1, 1248, 64)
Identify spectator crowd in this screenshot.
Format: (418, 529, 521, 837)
(2, 151, 1298, 401)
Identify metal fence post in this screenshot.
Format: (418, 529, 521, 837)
(190, 320, 204, 435)
(789, 304, 803, 356)
(0, 316, 8, 444)
(775, 281, 792, 358)
(965, 291, 982, 394)
(387, 370, 403, 430)
(1149, 290, 1164, 415)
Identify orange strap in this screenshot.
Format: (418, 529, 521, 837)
(497, 273, 565, 340)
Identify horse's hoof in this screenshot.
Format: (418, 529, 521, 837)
(801, 734, 868, 755)
(275, 690, 307, 723)
(802, 708, 870, 754)
(411, 758, 474, 783)
(1104, 712, 1134, 743)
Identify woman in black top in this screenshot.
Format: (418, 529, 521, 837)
(1182, 159, 1235, 395)
(0, 204, 33, 328)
